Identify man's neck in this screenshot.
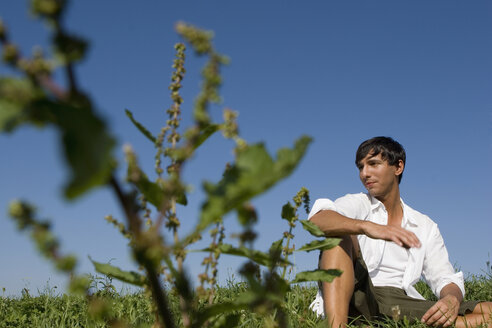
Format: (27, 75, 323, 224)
(376, 188, 403, 226)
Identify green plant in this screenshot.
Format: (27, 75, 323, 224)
(0, 1, 342, 327)
(2, 274, 491, 328)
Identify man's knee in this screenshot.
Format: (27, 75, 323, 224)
(473, 302, 492, 315)
(319, 235, 359, 269)
(339, 235, 360, 258)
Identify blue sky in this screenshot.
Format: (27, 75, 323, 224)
(0, 1, 491, 295)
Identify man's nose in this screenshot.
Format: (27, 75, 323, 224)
(360, 165, 369, 178)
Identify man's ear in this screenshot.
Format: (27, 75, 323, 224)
(395, 159, 404, 177)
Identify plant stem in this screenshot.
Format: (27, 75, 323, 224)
(38, 74, 68, 100)
(65, 63, 78, 94)
(109, 176, 175, 328)
(281, 224, 294, 280)
(0, 33, 68, 100)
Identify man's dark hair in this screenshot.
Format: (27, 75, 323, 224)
(355, 136, 406, 183)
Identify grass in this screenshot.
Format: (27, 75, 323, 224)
(0, 271, 490, 328)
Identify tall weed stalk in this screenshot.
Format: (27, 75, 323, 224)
(0, 2, 341, 327)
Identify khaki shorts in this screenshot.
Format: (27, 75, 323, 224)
(348, 257, 479, 323)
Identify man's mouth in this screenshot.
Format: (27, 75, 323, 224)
(365, 181, 376, 188)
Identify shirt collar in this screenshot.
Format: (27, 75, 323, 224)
(367, 194, 419, 227)
(369, 194, 383, 211)
(401, 199, 419, 226)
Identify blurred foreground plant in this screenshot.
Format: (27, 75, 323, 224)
(1, 2, 341, 327)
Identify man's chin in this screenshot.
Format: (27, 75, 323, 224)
(366, 189, 380, 198)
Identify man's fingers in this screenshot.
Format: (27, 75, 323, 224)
(422, 302, 447, 324)
(437, 311, 457, 328)
(435, 313, 452, 327)
(401, 230, 421, 248)
(393, 231, 420, 248)
(426, 311, 445, 326)
(422, 304, 440, 324)
(387, 226, 421, 248)
(442, 315, 457, 328)
(390, 235, 403, 247)
(422, 301, 457, 327)
(366, 223, 421, 247)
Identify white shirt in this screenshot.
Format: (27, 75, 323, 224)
(371, 239, 408, 288)
(308, 193, 465, 317)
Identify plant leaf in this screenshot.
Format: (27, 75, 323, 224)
(194, 123, 219, 150)
(281, 202, 296, 223)
(300, 219, 325, 237)
(133, 174, 167, 208)
(211, 313, 241, 328)
(196, 243, 291, 267)
(236, 203, 257, 226)
(0, 80, 115, 198)
(127, 160, 187, 207)
(0, 77, 44, 132)
(175, 190, 187, 205)
(90, 258, 145, 287)
(291, 269, 342, 284)
(31, 100, 116, 199)
(55, 106, 115, 199)
(192, 302, 248, 328)
(269, 238, 284, 256)
(137, 175, 188, 207)
(53, 32, 88, 64)
(0, 99, 27, 132)
(125, 109, 156, 143)
(198, 136, 312, 231)
(297, 238, 341, 252)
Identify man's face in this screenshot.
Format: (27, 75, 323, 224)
(357, 152, 403, 198)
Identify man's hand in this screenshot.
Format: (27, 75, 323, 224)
(421, 294, 460, 327)
(362, 221, 421, 248)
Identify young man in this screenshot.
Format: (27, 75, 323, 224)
(309, 136, 491, 328)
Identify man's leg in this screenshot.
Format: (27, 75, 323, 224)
(319, 235, 359, 328)
(373, 287, 491, 327)
(455, 302, 492, 328)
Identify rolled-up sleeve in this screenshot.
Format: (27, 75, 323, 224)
(308, 198, 337, 220)
(308, 194, 370, 221)
(422, 224, 465, 299)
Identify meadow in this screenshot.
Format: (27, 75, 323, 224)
(1, 269, 490, 328)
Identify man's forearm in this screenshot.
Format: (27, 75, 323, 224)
(310, 210, 421, 248)
(310, 210, 366, 236)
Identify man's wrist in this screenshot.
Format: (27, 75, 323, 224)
(440, 283, 463, 304)
(357, 220, 367, 235)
